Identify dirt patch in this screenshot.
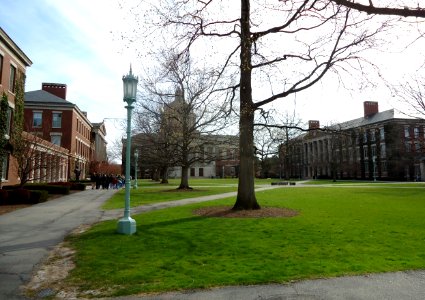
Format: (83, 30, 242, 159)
(22, 224, 93, 299)
(193, 206, 299, 218)
(0, 204, 31, 215)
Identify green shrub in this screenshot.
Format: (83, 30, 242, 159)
(0, 189, 9, 205)
(70, 183, 86, 191)
(29, 190, 49, 204)
(23, 183, 70, 195)
(9, 189, 31, 204)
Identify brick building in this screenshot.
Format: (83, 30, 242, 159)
(281, 101, 425, 181)
(24, 83, 95, 180)
(0, 27, 32, 185)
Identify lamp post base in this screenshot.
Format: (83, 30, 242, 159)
(117, 217, 137, 235)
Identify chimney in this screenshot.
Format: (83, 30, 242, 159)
(42, 83, 67, 100)
(308, 120, 320, 130)
(364, 101, 378, 118)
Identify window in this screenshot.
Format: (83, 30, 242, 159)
(9, 64, 16, 93)
(381, 161, 387, 172)
(404, 126, 410, 138)
(190, 168, 195, 177)
(380, 144, 386, 158)
(33, 112, 42, 127)
(1, 155, 8, 181)
(380, 128, 385, 140)
(199, 168, 204, 177)
(51, 134, 61, 146)
(0, 53, 3, 84)
(52, 112, 62, 128)
(415, 142, 421, 153)
(414, 127, 420, 138)
(6, 106, 12, 136)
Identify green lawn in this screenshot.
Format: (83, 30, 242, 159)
(66, 186, 425, 297)
(102, 178, 276, 210)
(303, 179, 425, 187)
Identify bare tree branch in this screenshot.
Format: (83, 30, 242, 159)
(331, 0, 425, 18)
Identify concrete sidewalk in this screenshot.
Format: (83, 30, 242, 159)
(0, 189, 117, 300)
(109, 270, 425, 300)
(1, 186, 424, 299)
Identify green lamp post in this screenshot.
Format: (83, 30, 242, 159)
(117, 66, 138, 235)
(134, 149, 139, 189)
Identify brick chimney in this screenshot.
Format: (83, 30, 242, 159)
(308, 120, 320, 130)
(364, 101, 378, 118)
(42, 83, 67, 100)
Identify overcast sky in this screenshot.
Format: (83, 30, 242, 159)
(1, 0, 135, 145)
(2, 0, 424, 148)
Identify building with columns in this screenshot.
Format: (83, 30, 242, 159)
(282, 101, 425, 181)
(21, 131, 69, 183)
(24, 83, 99, 180)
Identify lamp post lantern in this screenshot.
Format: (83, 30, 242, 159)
(134, 149, 139, 189)
(117, 66, 138, 235)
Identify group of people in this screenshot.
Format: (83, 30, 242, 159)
(90, 173, 125, 190)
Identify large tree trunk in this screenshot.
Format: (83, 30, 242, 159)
(233, 0, 260, 210)
(152, 168, 160, 181)
(178, 165, 191, 189)
(161, 166, 169, 184)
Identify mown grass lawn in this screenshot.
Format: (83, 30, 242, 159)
(67, 186, 425, 297)
(102, 178, 276, 210)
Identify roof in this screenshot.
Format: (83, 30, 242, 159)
(330, 109, 395, 130)
(24, 90, 93, 125)
(25, 90, 75, 107)
(0, 27, 32, 67)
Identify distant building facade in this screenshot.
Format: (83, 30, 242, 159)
(91, 121, 108, 162)
(127, 133, 239, 179)
(282, 101, 425, 181)
(125, 87, 239, 179)
(168, 134, 239, 178)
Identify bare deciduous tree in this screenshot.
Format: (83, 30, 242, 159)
(136, 50, 233, 189)
(391, 76, 425, 118)
(132, 0, 425, 209)
(330, 1, 425, 18)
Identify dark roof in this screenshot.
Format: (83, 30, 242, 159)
(24, 90, 75, 107)
(334, 109, 395, 130)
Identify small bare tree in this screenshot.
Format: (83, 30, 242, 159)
(13, 132, 50, 186)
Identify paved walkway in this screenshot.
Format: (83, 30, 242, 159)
(0, 189, 117, 300)
(0, 185, 424, 299)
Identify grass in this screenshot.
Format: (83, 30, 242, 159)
(303, 179, 425, 187)
(102, 178, 276, 210)
(66, 185, 425, 297)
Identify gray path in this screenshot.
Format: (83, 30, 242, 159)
(0, 189, 117, 300)
(110, 270, 425, 300)
(1, 185, 424, 300)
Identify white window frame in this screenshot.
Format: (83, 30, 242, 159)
(33, 111, 43, 127)
(52, 111, 62, 128)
